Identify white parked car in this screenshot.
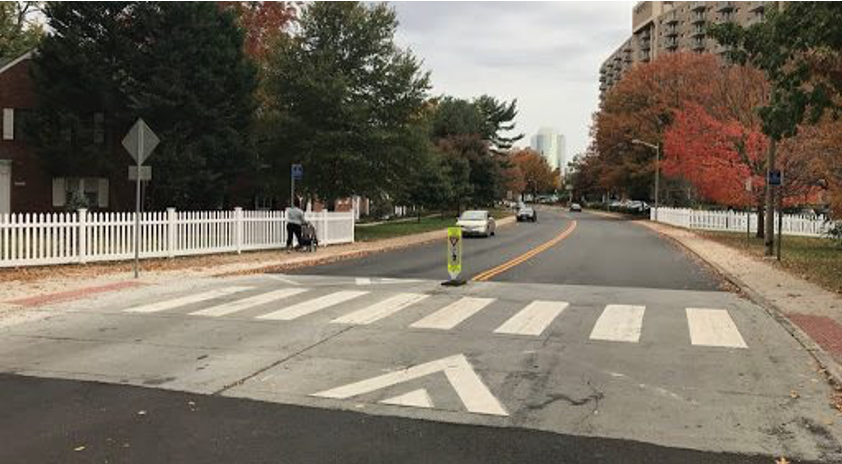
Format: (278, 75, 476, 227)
(457, 210, 496, 237)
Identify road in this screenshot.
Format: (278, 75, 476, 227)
(1, 209, 841, 464)
(295, 209, 719, 289)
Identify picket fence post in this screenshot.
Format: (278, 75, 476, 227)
(235, 207, 243, 254)
(77, 208, 88, 264)
(166, 208, 176, 258)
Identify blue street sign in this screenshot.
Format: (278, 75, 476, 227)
(291, 164, 303, 181)
(768, 169, 782, 186)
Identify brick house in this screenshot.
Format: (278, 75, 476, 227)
(1, 50, 141, 215)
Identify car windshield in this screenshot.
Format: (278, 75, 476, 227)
(460, 211, 486, 220)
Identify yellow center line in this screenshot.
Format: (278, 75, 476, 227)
(471, 220, 578, 282)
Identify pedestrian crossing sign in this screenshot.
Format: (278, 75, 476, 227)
(447, 227, 462, 280)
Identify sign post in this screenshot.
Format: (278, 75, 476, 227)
(122, 118, 159, 279)
(745, 177, 752, 241)
(443, 227, 465, 286)
(291, 163, 303, 207)
(768, 170, 784, 261)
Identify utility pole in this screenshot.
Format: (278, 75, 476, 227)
(765, 139, 777, 256)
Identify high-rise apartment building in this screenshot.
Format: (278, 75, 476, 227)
(599, 1, 781, 98)
(529, 127, 567, 174)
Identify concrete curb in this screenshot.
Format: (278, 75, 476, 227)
(638, 220, 842, 389)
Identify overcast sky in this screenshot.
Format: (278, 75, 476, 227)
(391, 1, 633, 162)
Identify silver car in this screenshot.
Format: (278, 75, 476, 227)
(457, 210, 496, 237)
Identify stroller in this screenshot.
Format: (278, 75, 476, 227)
(298, 221, 319, 252)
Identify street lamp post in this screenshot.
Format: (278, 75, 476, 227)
(632, 139, 660, 221)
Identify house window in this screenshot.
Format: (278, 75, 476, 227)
(53, 177, 109, 209)
(13, 109, 33, 141)
(2, 108, 13, 140)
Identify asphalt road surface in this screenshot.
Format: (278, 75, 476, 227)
(1, 209, 841, 464)
(294, 209, 720, 290)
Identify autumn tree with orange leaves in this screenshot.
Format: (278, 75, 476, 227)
(593, 53, 721, 201)
(506, 149, 556, 197)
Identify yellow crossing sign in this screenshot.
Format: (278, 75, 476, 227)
(447, 227, 462, 280)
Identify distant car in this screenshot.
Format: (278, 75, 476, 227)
(569, 203, 582, 212)
(457, 210, 496, 237)
(516, 206, 537, 222)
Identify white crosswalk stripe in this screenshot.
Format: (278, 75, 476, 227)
(589, 304, 646, 343)
(190, 288, 308, 317)
(494, 300, 568, 336)
(124, 287, 254, 313)
(331, 293, 429, 325)
(120, 288, 749, 349)
(686, 308, 747, 348)
(256, 290, 369, 321)
(410, 297, 496, 330)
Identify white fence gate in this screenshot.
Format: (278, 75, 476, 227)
(0, 208, 355, 268)
(651, 207, 834, 238)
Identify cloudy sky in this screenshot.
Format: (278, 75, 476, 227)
(391, 1, 633, 162)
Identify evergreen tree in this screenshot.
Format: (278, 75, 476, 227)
(262, 2, 430, 206)
(30, 2, 257, 209)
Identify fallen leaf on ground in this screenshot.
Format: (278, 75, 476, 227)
(775, 457, 790, 464)
(73, 446, 86, 452)
(790, 390, 800, 399)
(137, 410, 146, 416)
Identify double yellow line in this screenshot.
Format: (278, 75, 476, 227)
(471, 220, 578, 282)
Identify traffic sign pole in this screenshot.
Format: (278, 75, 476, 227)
(134, 128, 143, 279)
(122, 118, 159, 279)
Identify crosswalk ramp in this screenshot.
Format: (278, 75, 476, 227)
(121, 286, 750, 349)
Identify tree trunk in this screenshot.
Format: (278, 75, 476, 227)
(756, 199, 765, 239)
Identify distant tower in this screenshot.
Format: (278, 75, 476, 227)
(529, 127, 566, 174)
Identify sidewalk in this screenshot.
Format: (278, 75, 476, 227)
(0, 216, 515, 315)
(637, 218, 842, 386)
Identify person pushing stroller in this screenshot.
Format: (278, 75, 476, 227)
(286, 199, 305, 252)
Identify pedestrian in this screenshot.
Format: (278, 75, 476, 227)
(286, 199, 305, 252)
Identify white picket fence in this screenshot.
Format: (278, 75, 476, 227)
(0, 208, 355, 268)
(651, 207, 834, 237)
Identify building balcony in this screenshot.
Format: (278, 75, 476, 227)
(665, 24, 678, 36)
(748, 2, 765, 13)
(664, 11, 679, 24)
(691, 2, 707, 11)
(692, 39, 706, 51)
(691, 26, 706, 37)
(717, 2, 735, 12)
(640, 39, 651, 51)
(624, 53, 633, 63)
(665, 37, 679, 49)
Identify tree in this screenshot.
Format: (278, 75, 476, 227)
(428, 95, 522, 209)
(218, 2, 297, 62)
(509, 148, 555, 196)
(0, 1, 43, 57)
(709, 3, 842, 251)
(262, 2, 430, 206)
(474, 95, 524, 151)
(30, 2, 257, 209)
(593, 53, 720, 201)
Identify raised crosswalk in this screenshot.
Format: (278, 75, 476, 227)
(120, 286, 749, 349)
